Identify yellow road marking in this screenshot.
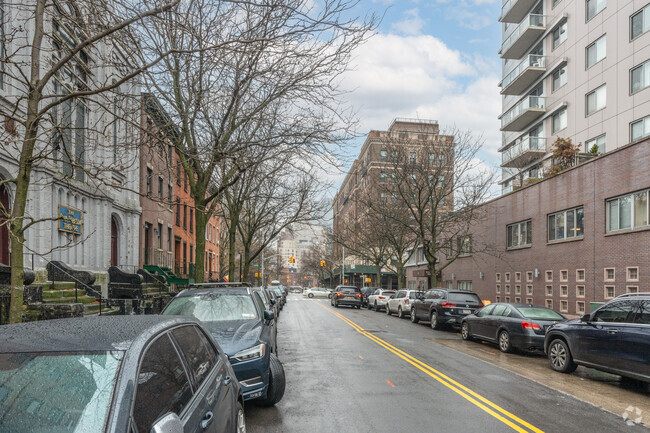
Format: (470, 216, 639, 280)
(315, 302, 545, 433)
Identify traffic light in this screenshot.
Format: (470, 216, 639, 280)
(320, 260, 325, 267)
(254, 273, 259, 278)
(288, 256, 295, 264)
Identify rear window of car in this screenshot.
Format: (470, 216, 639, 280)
(448, 293, 481, 303)
(382, 291, 395, 295)
(337, 287, 360, 294)
(517, 307, 564, 320)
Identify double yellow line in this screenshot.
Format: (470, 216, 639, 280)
(316, 302, 545, 433)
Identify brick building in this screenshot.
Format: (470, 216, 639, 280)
(204, 207, 221, 281)
(173, 153, 195, 278)
(406, 139, 650, 315)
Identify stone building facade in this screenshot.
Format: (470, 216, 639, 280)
(406, 139, 650, 315)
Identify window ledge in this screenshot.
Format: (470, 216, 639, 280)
(506, 244, 532, 251)
(604, 225, 650, 237)
(546, 236, 584, 245)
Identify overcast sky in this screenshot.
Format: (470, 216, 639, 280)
(331, 0, 503, 189)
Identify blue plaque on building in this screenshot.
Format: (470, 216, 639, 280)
(58, 205, 83, 235)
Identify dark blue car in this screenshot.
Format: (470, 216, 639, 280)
(163, 284, 286, 405)
(544, 293, 650, 382)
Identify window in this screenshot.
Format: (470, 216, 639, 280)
(576, 269, 585, 282)
(183, 204, 187, 229)
(546, 299, 553, 309)
(560, 300, 568, 312)
(457, 236, 472, 256)
(505, 284, 511, 294)
(593, 301, 636, 322)
(496, 284, 501, 293)
(505, 272, 511, 282)
(189, 209, 193, 233)
(133, 334, 193, 433)
(526, 271, 533, 282)
(146, 168, 153, 194)
(560, 285, 568, 297)
(526, 298, 533, 304)
(560, 270, 568, 282)
(631, 60, 650, 94)
(391, 151, 398, 163)
(585, 134, 606, 154)
(390, 173, 397, 184)
(627, 286, 639, 294)
(577, 285, 585, 298)
(546, 271, 553, 282)
(627, 267, 639, 281)
(631, 4, 650, 40)
(429, 153, 436, 165)
(585, 85, 606, 115)
(171, 326, 217, 388)
(409, 152, 416, 164)
(552, 66, 567, 92)
(399, 132, 408, 139)
(515, 285, 521, 295)
(380, 192, 387, 204)
(391, 192, 398, 204)
(606, 188, 649, 231)
(586, 35, 606, 68)
(409, 174, 417, 184)
(576, 301, 585, 314)
(553, 0, 563, 7)
(586, 0, 606, 21)
(496, 273, 501, 282)
(515, 272, 521, 282)
(548, 206, 584, 241)
(175, 198, 180, 226)
(505, 296, 511, 303)
(552, 21, 567, 50)
(158, 176, 164, 199)
(167, 227, 172, 251)
(457, 281, 472, 291)
(380, 150, 388, 162)
(184, 173, 188, 192)
(604, 286, 615, 299)
(546, 285, 553, 296)
(506, 220, 532, 248)
(526, 284, 533, 295)
(604, 268, 615, 281)
(168, 184, 173, 203)
(176, 164, 181, 186)
(552, 108, 567, 133)
(438, 154, 446, 166)
(157, 223, 163, 249)
(515, 297, 521, 303)
(631, 115, 650, 141)
(379, 172, 387, 183)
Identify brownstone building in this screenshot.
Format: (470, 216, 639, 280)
(138, 94, 175, 270)
(407, 139, 650, 315)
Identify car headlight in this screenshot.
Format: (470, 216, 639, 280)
(233, 344, 266, 362)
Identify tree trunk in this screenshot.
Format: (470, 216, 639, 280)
(227, 217, 238, 282)
(397, 263, 406, 289)
(242, 246, 251, 282)
(193, 206, 207, 283)
(428, 263, 438, 289)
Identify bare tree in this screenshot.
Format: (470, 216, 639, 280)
(301, 227, 336, 287)
(141, 0, 376, 283)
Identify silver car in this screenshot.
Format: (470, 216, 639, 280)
(386, 289, 420, 318)
(368, 289, 396, 311)
(303, 287, 331, 298)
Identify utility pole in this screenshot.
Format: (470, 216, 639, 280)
(342, 246, 345, 286)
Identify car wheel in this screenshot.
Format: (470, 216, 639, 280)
(334, 300, 339, 308)
(308, 293, 314, 298)
(410, 308, 419, 323)
(257, 353, 286, 406)
(236, 401, 246, 433)
(397, 306, 404, 319)
(328, 293, 332, 299)
(498, 330, 513, 353)
(373, 301, 378, 311)
(461, 322, 473, 341)
(430, 311, 440, 330)
(385, 304, 391, 315)
(548, 339, 578, 373)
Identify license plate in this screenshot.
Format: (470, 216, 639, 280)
(462, 309, 471, 314)
(346, 296, 354, 300)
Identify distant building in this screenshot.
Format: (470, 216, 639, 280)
(498, 0, 650, 193)
(173, 153, 195, 278)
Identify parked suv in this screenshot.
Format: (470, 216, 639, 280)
(544, 293, 650, 383)
(367, 289, 396, 311)
(330, 285, 362, 308)
(410, 289, 483, 329)
(386, 289, 420, 318)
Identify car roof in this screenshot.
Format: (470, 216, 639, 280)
(0, 315, 198, 353)
(176, 287, 250, 297)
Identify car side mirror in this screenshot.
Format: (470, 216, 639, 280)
(580, 313, 590, 323)
(264, 310, 275, 321)
(151, 413, 183, 433)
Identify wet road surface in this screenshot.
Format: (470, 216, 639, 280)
(245, 294, 649, 432)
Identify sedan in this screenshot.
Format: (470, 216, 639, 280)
(0, 315, 244, 433)
(461, 303, 565, 353)
(303, 287, 331, 298)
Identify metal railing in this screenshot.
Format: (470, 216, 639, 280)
(502, 136, 546, 165)
(501, 14, 545, 54)
(501, 96, 545, 128)
(501, 54, 546, 90)
(143, 248, 173, 268)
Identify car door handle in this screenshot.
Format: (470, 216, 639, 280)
(607, 329, 618, 334)
(201, 411, 214, 429)
(224, 375, 232, 385)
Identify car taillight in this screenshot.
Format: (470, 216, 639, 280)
(521, 321, 541, 330)
(356, 293, 361, 298)
(441, 302, 456, 308)
(336, 292, 344, 297)
(379, 296, 385, 299)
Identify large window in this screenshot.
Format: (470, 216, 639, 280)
(552, 108, 567, 133)
(631, 4, 650, 40)
(606, 188, 649, 232)
(586, 35, 606, 68)
(631, 59, 650, 94)
(507, 220, 532, 249)
(586, 0, 606, 21)
(457, 281, 473, 291)
(552, 22, 568, 50)
(457, 236, 472, 256)
(380, 150, 387, 162)
(585, 134, 606, 153)
(548, 206, 584, 241)
(631, 115, 650, 141)
(552, 66, 567, 92)
(586, 84, 606, 115)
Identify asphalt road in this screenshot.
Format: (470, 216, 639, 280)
(245, 294, 648, 433)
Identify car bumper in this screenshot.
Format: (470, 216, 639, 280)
(335, 298, 361, 306)
(230, 354, 271, 401)
(440, 312, 471, 325)
(510, 333, 546, 352)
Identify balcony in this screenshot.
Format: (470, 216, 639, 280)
(501, 136, 546, 168)
(500, 55, 546, 95)
(500, 14, 546, 59)
(500, 96, 545, 131)
(500, 0, 539, 23)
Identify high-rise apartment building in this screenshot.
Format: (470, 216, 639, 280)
(498, 0, 650, 193)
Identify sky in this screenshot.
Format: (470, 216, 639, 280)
(330, 0, 503, 192)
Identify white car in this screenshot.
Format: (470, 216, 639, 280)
(386, 289, 420, 318)
(303, 287, 331, 298)
(367, 289, 396, 311)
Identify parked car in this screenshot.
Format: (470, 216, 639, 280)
(269, 286, 286, 307)
(0, 315, 244, 433)
(303, 287, 330, 298)
(367, 289, 396, 311)
(461, 303, 566, 353)
(410, 289, 483, 329)
(544, 293, 650, 383)
(386, 289, 420, 318)
(163, 284, 285, 405)
(360, 287, 379, 308)
(330, 285, 362, 308)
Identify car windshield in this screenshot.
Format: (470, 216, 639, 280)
(0, 351, 122, 433)
(164, 293, 259, 321)
(337, 287, 359, 294)
(448, 293, 481, 303)
(517, 307, 564, 320)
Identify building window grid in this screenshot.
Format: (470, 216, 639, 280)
(576, 285, 585, 298)
(604, 285, 615, 299)
(627, 267, 639, 282)
(548, 206, 584, 242)
(606, 188, 649, 232)
(604, 268, 615, 281)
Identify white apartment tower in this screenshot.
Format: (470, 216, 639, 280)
(499, 0, 650, 193)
